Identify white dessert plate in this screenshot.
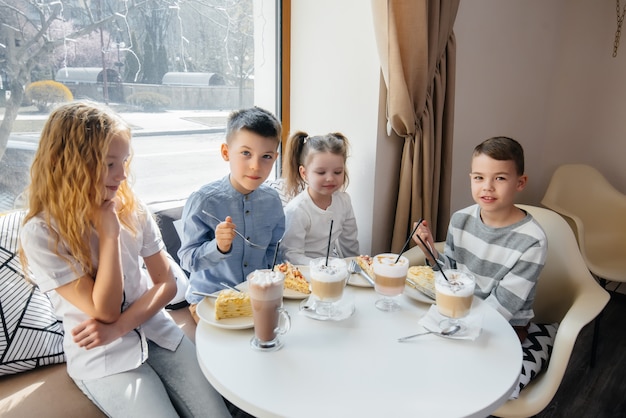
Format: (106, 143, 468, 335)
(348, 273, 374, 288)
(196, 296, 254, 329)
(403, 284, 436, 305)
(237, 277, 310, 300)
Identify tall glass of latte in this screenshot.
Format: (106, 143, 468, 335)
(434, 270, 475, 333)
(247, 269, 291, 351)
(373, 253, 409, 312)
(309, 257, 348, 318)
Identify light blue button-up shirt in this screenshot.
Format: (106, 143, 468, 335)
(178, 176, 285, 302)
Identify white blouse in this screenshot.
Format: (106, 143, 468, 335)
(282, 189, 360, 265)
(20, 207, 183, 380)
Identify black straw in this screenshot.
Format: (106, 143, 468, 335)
(413, 228, 449, 282)
(395, 219, 423, 263)
(271, 239, 282, 270)
(325, 220, 334, 266)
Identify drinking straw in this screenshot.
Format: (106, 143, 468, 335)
(395, 219, 423, 264)
(412, 227, 450, 282)
(325, 220, 334, 266)
(271, 239, 282, 269)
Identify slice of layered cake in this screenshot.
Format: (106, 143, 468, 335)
(274, 261, 311, 294)
(356, 255, 375, 279)
(214, 290, 252, 320)
(406, 265, 436, 299)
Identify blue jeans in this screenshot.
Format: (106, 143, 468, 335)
(74, 337, 231, 418)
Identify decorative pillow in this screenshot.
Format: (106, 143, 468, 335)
(0, 211, 66, 376)
(509, 322, 559, 399)
(264, 177, 290, 207)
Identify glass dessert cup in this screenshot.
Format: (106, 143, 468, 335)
(299, 294, 355, 321)
(373, 253, 409, 312)
(247, 269, 291, 351)
(306, 257, 350, 320)
(434, 270, 476, 335)
(375, 293, 402, 312)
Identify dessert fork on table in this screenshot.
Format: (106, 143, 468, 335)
(347, 259, 375, 286)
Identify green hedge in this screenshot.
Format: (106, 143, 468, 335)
(126, 91, 171, 111)
(25, 80, 73, 112)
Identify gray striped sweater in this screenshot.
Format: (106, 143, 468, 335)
(438, 204, 547, 326)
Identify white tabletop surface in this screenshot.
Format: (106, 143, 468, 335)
(196, 285, 522, 418)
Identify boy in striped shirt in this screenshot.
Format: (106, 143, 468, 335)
(413, 136, 547, 342)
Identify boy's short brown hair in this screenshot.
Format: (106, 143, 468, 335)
(473, 136, 524, 176)
(225, 106, 281, 144)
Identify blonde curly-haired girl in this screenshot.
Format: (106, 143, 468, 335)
(19, 101, 231, 417)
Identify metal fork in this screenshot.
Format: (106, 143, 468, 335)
(348, 259, 375, 286)
(201, 210, 265, 249)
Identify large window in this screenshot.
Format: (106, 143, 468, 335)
(0, 0, 280, 211)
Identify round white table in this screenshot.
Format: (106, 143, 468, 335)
(196, 285, 521, 418)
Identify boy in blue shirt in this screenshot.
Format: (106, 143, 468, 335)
(178, 107, 285, 322)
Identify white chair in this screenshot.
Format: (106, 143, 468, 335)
(402, 205, 610, 417)
(541, 163, 626, 287)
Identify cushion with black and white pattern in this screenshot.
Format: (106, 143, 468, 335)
(509, 322, 559, 399)
(264, 178, 289, 207)
(0, 210, 66, 376)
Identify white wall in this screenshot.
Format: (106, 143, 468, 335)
(290, 0, 384, 255)
(453, 0, 626, 212)
(290, 0, 626, 253)
(541, 1, 626, 195)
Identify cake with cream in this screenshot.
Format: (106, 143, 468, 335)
(356, 255, 375, 279)
(406, 265, 436, 299)
(274, 261, 311, 294)
(214, 289, 252, 320)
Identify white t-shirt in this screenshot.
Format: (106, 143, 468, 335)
(282, 189, 359, 265)
(20, 207, 183, 380)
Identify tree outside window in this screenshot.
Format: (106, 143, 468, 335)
(0, 0, 277, 211)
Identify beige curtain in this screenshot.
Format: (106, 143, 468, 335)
(372, 0, 459, 252)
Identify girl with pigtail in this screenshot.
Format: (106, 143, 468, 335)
(281, 131, 360, 265)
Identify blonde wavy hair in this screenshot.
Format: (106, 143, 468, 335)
(20, 101, 140, 278)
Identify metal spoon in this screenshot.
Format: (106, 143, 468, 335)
(397, 324, 461, 342)
(299, 298, 316, 312)
(219, 281, 241, 292)
(192, 290, 219, 298)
